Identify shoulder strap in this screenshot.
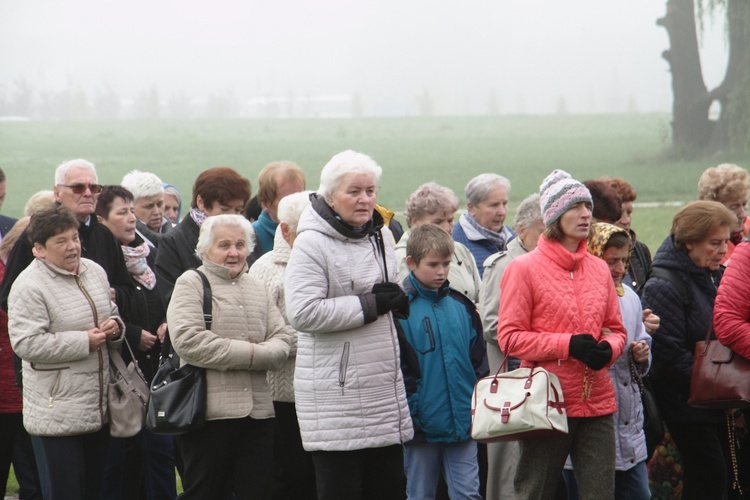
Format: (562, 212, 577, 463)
(193, 269, 213, 330)
(160, 268, 213, 361)
(647, 265, 691, 308)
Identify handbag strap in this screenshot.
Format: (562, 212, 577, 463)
(629, 352, 645, 393)
(161, 269, 213, 361)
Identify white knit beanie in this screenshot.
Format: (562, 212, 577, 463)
(539, 169, 593, 227)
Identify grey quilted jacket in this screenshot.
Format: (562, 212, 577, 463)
(285, 195, 414, 452)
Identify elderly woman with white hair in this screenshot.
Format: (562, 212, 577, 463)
(121, 169, 172, 249)
(285, 150, 414, 499)
(251, 191, 316, 499)
(453, 173, 514, 278)
(167, 214, 291, 499)
(395, 182, 481, 301)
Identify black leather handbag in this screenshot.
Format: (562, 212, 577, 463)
(146, 270, 211, 435)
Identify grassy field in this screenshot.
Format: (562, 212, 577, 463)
(1, 114, 742, 252)
(0, 114, 748, 495)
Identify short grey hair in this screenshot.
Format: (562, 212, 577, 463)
(277, 191, 312, 233)
(195, 214, 255, 260)
(55, 159, 97, 185)
(513, 193, 542, 232)
(464, 173, 511, 207)
(121, 170, 164, 200)
(404, 182, 460, 228)
(317, 150, 382, 200)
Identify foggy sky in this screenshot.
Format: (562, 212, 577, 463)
(0, 0, 729, 116)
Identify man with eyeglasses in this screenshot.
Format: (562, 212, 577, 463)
(0, 168, 18, 243)
(1, 158, 133, 316)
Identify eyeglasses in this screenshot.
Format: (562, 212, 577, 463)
(59, 183, 102, 195)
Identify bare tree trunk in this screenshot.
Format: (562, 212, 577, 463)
(658, 0, 712, 154)
(659, 0, 747, 155)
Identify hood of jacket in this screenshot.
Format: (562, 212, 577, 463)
(298, 193, 385, 242)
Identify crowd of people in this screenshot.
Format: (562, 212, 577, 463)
(0, 156, 748, 500)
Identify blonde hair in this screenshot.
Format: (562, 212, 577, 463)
(672, 200, 735, 251)
(697, 163, 750, 203)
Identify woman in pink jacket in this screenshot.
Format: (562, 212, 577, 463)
(497, 169, 626, 499)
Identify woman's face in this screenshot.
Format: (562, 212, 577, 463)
(35, 227, 81, 273)
(468, 185, 508, 232)
(616, 201, 634, 231)
(205, 225, 249, 277)
(101, 196, 137, 245)
(559, 202, 592, 245)
(134, 193, 165, 232)
(265, 178, 305, 223)
(601, 244, 629, 285)
(686, 226, 730, 271)
(198, 196, 246, 217)
(164, 194, 179, 224)
(720, 196, 748, 234)
(411, 209, 456, 234)
(327, 172, 378, 228)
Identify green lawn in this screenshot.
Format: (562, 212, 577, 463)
(1, 114, 741, 251)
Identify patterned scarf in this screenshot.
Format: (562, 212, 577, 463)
(190, 207, 208, 227)
(587, 222, 630, 297)
(121, 242, 156, 290)
(461, 211, 508, 252)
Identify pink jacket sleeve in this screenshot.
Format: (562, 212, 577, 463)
(714, 242, 750, 360)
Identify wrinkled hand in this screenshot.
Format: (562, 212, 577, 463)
(643, 309, 660, 335)
(88, 327, 106, 352)
(100, 317, 121, 340)
(373, 282, 410, 318)
(139, 330, 158, 351)
(631, 340, 649, 363)
(586, 340, 613, 370)
(569, 334, 597, 362)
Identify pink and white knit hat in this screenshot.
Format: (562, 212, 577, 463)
(539, 169, 593, 227)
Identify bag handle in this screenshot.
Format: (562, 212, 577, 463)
(160, 269, 213, 363)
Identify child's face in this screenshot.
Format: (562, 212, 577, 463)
(407, 250, 451, 290)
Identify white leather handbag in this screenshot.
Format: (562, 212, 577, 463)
(471, 364, 568, 442)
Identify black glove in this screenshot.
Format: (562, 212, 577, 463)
(585, 340, 613, 371)
(569, 334, 597, 362)
(373, 282, 409, 318)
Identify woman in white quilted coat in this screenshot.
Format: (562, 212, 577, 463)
(167, 214, 291, 499)
(285, 150, 414, 500)
(8, 205, 125, 500)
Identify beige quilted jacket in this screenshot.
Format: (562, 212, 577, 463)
(167, 259, 291, 421)
(250, 228, 298, 403)
(8, 258, 123, 436)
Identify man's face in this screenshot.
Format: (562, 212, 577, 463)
(54, 166, 99, 221)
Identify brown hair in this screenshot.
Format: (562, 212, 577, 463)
(406, 223, 454, 264)
(27, 205, 79, 246)
(191, 167, 252, 210)
(672, 200, 736, 251)
(605, 177, 637, 203)
(584, 179, 622, 223)
(257, 161, 305, 207)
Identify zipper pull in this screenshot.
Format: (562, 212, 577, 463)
(48, 396, 53, 408)
(570, 271, 574, 280)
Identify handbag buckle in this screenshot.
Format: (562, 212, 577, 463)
(501, 402, 511, 423)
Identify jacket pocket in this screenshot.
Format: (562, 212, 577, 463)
(413, 317, 436, 355)
(30, 363, 70, 408)
(339, 342, 350, 395)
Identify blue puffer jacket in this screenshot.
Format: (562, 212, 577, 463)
(641, 235, 724, 424)
(398, 274, 488, 443)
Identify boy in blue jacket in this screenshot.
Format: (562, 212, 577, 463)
(398, 224, 488, 500)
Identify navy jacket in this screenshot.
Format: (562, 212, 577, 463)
(641, 235, 724, 424)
